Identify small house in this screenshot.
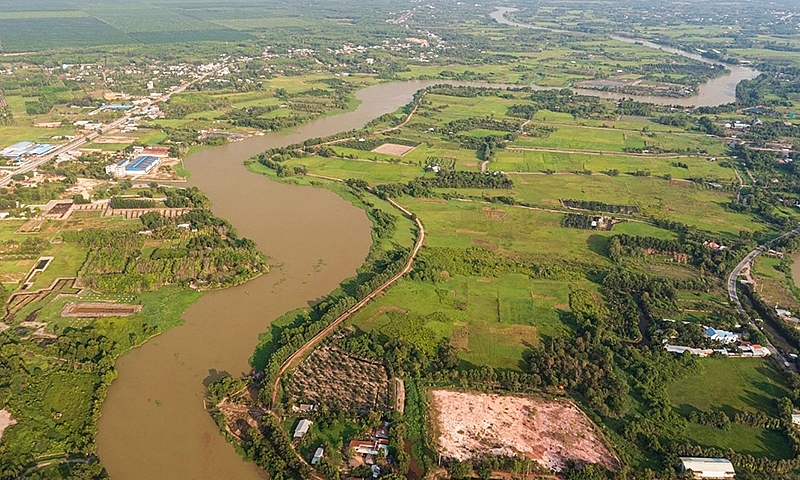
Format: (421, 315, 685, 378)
(679, 457, 735, 479)
(311, 446, 324, 465)
(293, 419, 312, 439)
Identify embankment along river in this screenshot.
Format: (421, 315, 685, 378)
(97, 14, 759, 476)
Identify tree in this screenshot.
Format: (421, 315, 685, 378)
(448, 460, 472, 480)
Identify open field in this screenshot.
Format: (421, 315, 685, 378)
(372, 143, 417, 157)
(348, 275, 582, 370)
(430, 390, 618, 471)
(668, 357, 794, 459)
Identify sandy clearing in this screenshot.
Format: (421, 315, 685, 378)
(371, 143, 417, 156)
(0, 409, 17, 441)
(430, 390, 618, 472)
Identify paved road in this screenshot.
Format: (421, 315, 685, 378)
(727, 225, 800, 370)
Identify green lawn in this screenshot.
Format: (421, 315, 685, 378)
(667, 357, 793, 459)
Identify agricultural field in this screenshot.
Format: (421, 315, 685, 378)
(348, 275, 582, 371)
(668, 357, 795, 460)
(286, 345, 392, 414)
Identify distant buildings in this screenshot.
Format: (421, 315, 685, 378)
(679, 457, 735, 479)
(0, 141, 56, 159)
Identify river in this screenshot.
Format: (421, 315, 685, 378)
(96, 15, 761, 478)
(95, 80, 487, 480)
(491, 7, 760, 106)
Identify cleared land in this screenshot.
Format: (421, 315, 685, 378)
(371, 143, 417, 157)
(60, 302, 141, 318)
(430, 390, 618, 471)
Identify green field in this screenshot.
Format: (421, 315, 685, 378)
(668, 357, 793, 459)
(348, 275, 582, 370)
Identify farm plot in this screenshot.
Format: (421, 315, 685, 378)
(371, 143, 417, 157)
(60, 302, 141, 318)
(286, 346, 391, 414)
(430, 390, 618, 472)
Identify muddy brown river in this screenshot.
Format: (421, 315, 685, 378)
(96, 28, 758, 475)
(95, 80, 472, 480)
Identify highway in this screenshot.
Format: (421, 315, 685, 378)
(727, 225, 800, 371)
(0, 67, 220, 188)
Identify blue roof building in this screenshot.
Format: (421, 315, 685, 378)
(124, 155, 160, 175)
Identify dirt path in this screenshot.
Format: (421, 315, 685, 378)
(269, 191, 426, 408)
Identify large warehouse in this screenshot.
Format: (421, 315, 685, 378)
(104, 155, 160, 177)
(679, 457, 736, 479)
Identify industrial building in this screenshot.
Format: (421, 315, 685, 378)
(679, 457, 735, 479)
(0, 141, 56, 159)
(105, 155, 160, 177)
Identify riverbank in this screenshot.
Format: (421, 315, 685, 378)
(95, 47, 762, 476)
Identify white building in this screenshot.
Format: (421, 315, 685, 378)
(665, 345, 712, 357)
(703, 326, 739, 344)
(311, 446, 324, 465)
(792, 414, 800, 426)
(293, 419, 312, 439)
(679, 457, 735, 479)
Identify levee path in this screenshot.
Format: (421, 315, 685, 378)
(269, 189, 425, 408)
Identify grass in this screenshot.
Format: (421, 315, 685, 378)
(490, 149, 735, 180)
(348, 275, 582, 371)
(669, 357, 790, 417)
(667, 357, 794, 460)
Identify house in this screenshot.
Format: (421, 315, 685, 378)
(291, 403, 316, 413)
(293, 419, 312, 439)
(664, 345, 712, 357)
(311, 446, 324, 465)
(703, 326, 739, 344)
(106, 158, 129, 177)
(739, 344, 771, 357)
(679, 457, 735, 479)
(349, 440, 378, 455)
(141, 146, 171, 157)
(792, 414, 800, 426)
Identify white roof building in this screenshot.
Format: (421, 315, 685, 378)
(665, 345, 712, 357)
(311, 446, 324, 465)
(680, 457, 735, 479)
(792, 414, 800, 426)
(703, 326, 739, 344)
(293, 419, 312, 439)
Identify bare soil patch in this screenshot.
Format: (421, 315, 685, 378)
(488, 324, 539, 347)
(60, 302, 142, 318)
(95, 136, 136, 144)
(371, 143, 417, 156)
(430, 390, 618, 472)
(456, 229, 488, 235)
(0, 409, 16, 441)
